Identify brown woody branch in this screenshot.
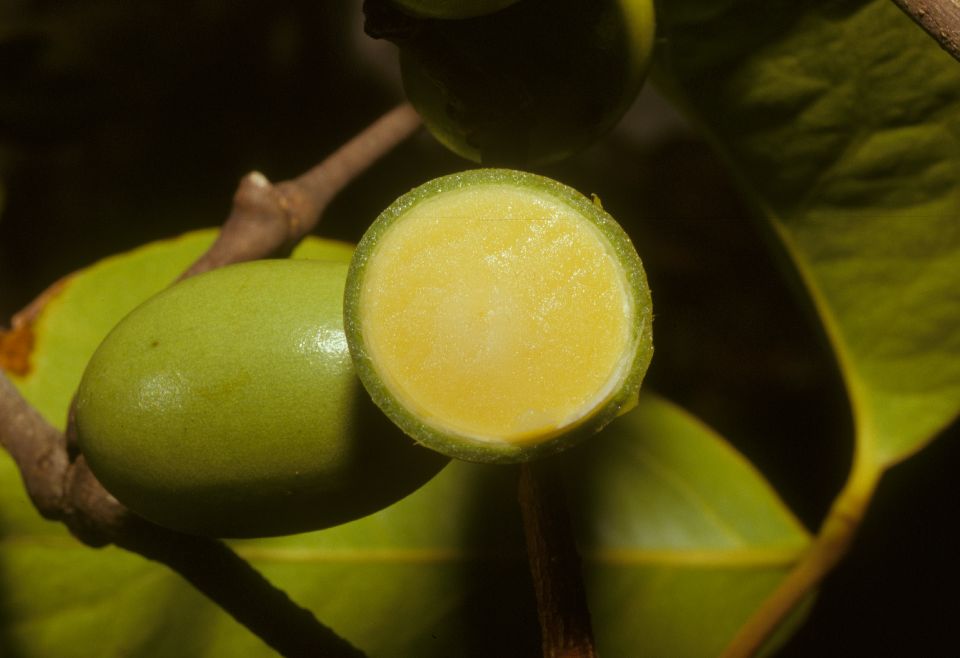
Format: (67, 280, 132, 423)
(182, 103, 421, 278)
(0, 103, 421, 657)
(519, 462, 599, 658)
(891, 0, 960, 62)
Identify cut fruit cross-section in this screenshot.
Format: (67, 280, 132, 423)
(345, 169, 652, 463)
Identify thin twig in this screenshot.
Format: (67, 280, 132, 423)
(519, 462, 599, 658)
(891, 0, 960, 62)
(0, 104, 422, 657)
(113, 504, 366, 658)
(181, 103, 421, 278)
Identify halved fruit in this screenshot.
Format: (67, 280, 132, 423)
(344, 169, 653, 463)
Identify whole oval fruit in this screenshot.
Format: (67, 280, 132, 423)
(395, 0, 656, 164)
(388, 0, 519, 19)
(75, 259, 448, 538)
(344, 169, 653, 464)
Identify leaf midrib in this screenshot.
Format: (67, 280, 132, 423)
(0, 536, 805, 568)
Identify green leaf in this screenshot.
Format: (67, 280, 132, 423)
(2, 234, 809, 656)
(0, 453, 540, 657)
(654, 0, 960, 467)
(566, 396, 811, 657)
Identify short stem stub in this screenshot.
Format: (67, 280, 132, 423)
(518, 462, 599, 658)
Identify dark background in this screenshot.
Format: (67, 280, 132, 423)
(1, 2, 957, 656)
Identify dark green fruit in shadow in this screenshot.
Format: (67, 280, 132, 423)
(395, 0, 656, 164)
(389, 0, 520, 19)
(75, 259, 448, 538)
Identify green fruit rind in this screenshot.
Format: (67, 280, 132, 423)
(344, 169, 653, 464)
(389, 0, 520, 19)
(76, 259, 448, 538)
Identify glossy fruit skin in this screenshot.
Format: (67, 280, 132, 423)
(395, 0, 656, 164)
(389, 0, 519, 19)
(344, 169, 653, 464)
(75, 259, 448, 538)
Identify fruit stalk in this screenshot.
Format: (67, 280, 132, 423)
(519, 462, 599, 658)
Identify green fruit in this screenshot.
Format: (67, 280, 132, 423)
(389, 0, 520, 19)
(396, 0, 656, 164)
(75, 259, 448, 538)
(344, 169, 653, 464)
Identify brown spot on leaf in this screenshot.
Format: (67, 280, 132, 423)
(0, 322, 35, 376)
(0, 274, 72, 377)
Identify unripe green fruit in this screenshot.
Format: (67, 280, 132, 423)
(389, 0, 519, 19)
(396, 0, 656, 164)
(75, 259, 448, 538)
(344, 169, 653, 463)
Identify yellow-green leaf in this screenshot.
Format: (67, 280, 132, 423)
(655, 0, 960, 467)
(566, 396, 811, 657)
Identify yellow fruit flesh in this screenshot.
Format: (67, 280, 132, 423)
(358, 184, 635, 444)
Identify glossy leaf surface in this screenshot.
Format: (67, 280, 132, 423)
(566, 396, 811, 657)
(655, 0, 960, 466)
